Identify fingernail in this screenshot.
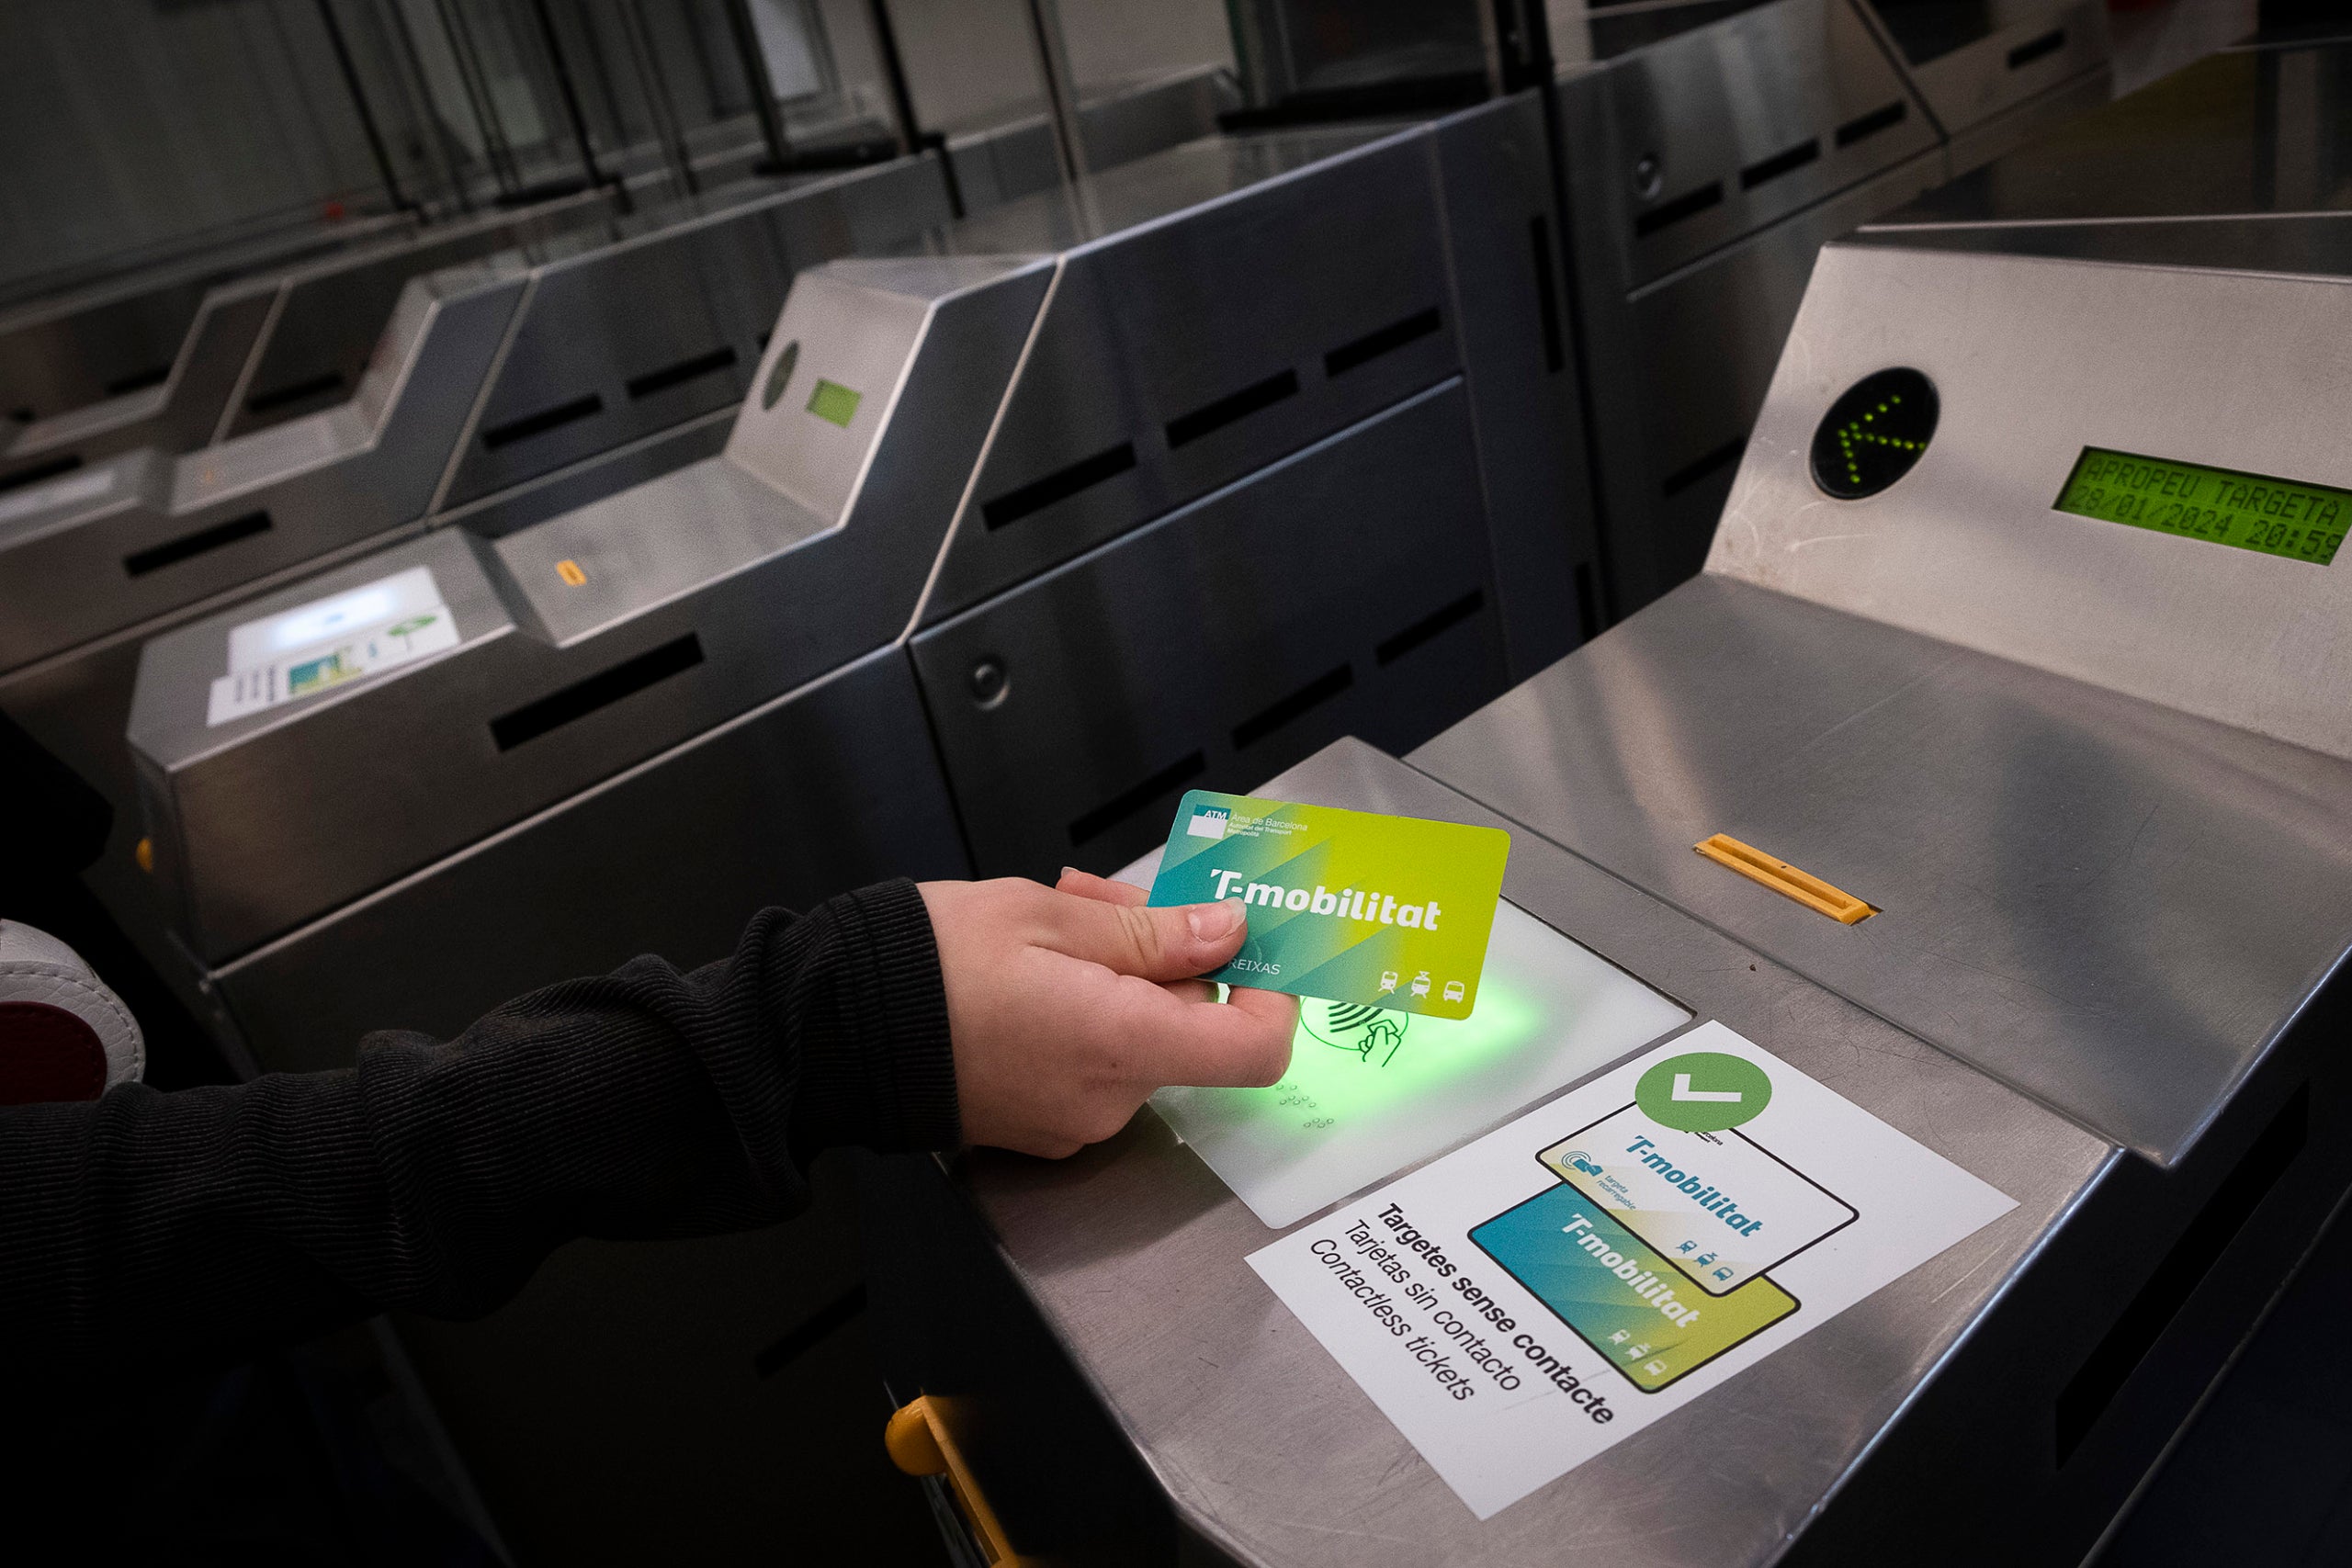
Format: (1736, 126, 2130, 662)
(1189, 900, 1245, 940)
(1059, 865, 1080, 881)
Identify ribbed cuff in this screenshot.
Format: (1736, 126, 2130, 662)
(784, 878, 958, 1158)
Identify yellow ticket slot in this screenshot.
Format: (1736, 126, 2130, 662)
(1694, 834, 1878, 924)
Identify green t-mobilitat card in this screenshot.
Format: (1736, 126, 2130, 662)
(1148, 791, 1510, 1019)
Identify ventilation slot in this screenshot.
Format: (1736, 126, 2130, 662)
(1634, 182, 1723, 239)
(481, 393, 605, 451)
(491, 634, 703, 751)
(1167, 370, 1299, 449)
(2008, 28, 2065, 69)
(1069, 750, 1205, 847)
(981, 442, 1136, 530)
(2054, 1085, 2309, 1467)
(1662, 437, 1747, 499)
(1835, 101, 1907, 148)
(1740, 138, 1820, 192)
(1376, 590, 1484, 667)
(1325, 308, 1443, 378)
(1530, 219, 1565, 374)
(626, 345, 738, 401)
(245, 371, 344, 415)
(124, 510, 271, 577)
(105, 365, 170, 398)
(1233, 663, 1353, 750)
(0, 453, 83, 496)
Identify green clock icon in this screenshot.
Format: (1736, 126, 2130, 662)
(1636, 1052, 1773, 1133)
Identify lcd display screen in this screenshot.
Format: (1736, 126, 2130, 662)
(2054, 448, 2348, 566)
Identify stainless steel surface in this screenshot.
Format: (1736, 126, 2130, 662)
(910, 123, 1480, 624)
(1713, 240, 2352, 764)
(214, 186, 616, 438)
(1022, 0, 1089, 186)
(1544, 0, 1945, 617)
(0, 258, 527, 677)
(1418, 574, 2352, 1165)
(920, 739, 2121, 1564)
(431, 154, 954, 510)
(0, 187, 614, 486)
(1564, 0, 1938, 289)
(1876, 39, 2352, 229)
(0, 284, 277, 490)
(0, 210, 415, 424)
(892, 98, 1592, 876)
(913, 381, 1506, 879)
(132, 255, 1047, 962)
(943, 64, 1240, 212)
(1857, 0, 2113, 169)
(872, 103, 2352, 1568)
(210, 644, 967, 1074)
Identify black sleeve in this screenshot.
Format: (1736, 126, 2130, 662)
(0, 879, 956, 1390)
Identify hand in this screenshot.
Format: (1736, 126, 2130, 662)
(919, 870, 1297, 1157)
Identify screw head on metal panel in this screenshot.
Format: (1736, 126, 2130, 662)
(1633, 154, 1662, 199)
(968, 659, 1009, 709)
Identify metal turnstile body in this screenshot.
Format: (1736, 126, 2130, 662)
(130, 254, 1034, 1066)
(905, 96, 1590, 883)
(1549, 0, 2110, 616)
(129, 96, 1589, 1074)
(0, 208, 416, 427)
(0, 187, 619, 491)
(863, 218, 2352, 1565)
(0, 156, 956, 1026)
(1857, 0, 2115, 176)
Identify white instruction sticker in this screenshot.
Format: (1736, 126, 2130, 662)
(1246, 1021, 2015, 1519)
(207, 565, 457, 726)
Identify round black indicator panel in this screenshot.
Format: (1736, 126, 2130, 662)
(760, 339, 799, 411)
(1810, 367, 1938, 499)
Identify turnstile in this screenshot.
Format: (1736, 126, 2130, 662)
(856, 150, 2352, 1568)
(0, 153, 956, 1023)
(0, 187, 619, 491)
(128, 94, 1587, 1073)
(1544, 0, 2111, 616)
(1857, 0, 2116, 175)
(0, 206, 415, 427)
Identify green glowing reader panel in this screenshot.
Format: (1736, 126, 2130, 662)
(806, 378, 863, 429)
(1155, 898, 1691, 1228)
(2055, 448, 2348, 566)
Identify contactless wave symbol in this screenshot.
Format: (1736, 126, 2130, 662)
(1303, 998, 1409, 1067)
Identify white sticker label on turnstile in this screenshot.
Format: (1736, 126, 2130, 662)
(207, 565, 458, 726)
(1246, 1021, 2015, 1519)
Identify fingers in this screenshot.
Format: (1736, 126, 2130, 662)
(1075, 969, 1295, 1089)
(1056, 866, 1148, 907)
(1037, 885, 1249, 982)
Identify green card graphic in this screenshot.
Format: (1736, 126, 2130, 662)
(1148, 791, 1510, 1019)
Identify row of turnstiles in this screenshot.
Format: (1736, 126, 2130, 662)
(4, 0, 2110, 1080)
(4, 2, 2156, 1562)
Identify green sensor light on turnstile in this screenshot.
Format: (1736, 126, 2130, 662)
(1244, 980, 1543, 1125)
(807, 378, 862, 428)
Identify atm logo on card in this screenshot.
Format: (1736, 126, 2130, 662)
(1148, 790, 1509, 1019)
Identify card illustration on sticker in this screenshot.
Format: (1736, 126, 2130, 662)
(1147, 791, 1509, 1019)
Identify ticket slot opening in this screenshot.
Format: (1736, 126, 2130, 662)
(1694, 834, 1878, 924)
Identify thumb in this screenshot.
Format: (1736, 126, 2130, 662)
(1039, 890, 1249, 981)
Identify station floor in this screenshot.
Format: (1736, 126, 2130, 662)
(2100, 1189, 2352, 1564)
